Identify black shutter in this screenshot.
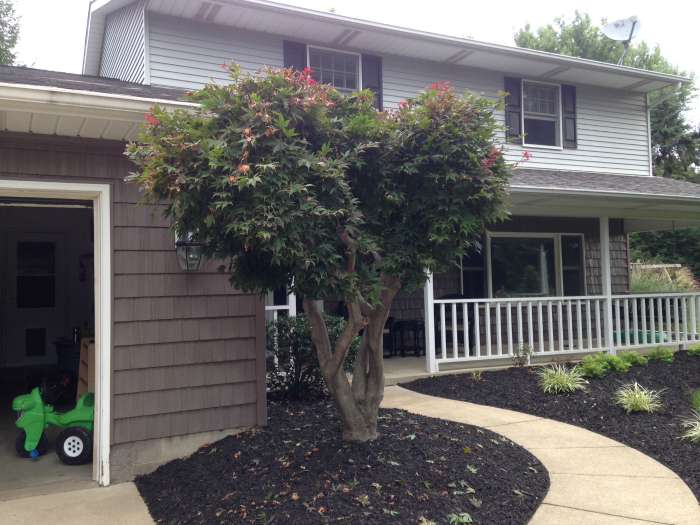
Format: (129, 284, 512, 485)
(283, 41, 307, 70)
(504, 77, 522, 144)
(561, 84, 577, 149)
(361, 54, 383, 110)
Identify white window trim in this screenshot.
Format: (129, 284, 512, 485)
(485, 231, 587, 298)
(306, 45, 363, 91)
(521, 79, 564, 150)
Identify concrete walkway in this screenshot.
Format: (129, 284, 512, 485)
(0, 482, 153, 524)
(383, 386, 700, 525)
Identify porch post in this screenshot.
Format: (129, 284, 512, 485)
(600, 217, 616, 355)
(424, 271, 438, 373)
(287, 291, 297, 317)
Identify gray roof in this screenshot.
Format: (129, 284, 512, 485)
(0, 65, 186, 101)
(512, 169, 700, 200)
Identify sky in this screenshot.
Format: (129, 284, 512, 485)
(12, 0, 700, 125)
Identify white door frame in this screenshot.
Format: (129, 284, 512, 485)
(0, 179, 112, 486)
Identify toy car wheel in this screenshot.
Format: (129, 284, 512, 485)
(15, 432, 48, 458)
(56, 427, 92, 465)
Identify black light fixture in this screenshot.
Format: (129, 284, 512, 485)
(175, 232, 204, 271)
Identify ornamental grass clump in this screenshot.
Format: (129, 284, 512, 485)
(538, 364, 587, 395)
(681, 411, 700, 444)
(614, 382, 663, 414)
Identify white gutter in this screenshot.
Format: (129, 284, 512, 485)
(510, 184, 700, 204)
(0, 81, 195, 122)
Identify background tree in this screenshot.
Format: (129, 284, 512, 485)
(127, 67, 511, 441)
(0, 0, 18, 65)
(516, 12, 700, 275)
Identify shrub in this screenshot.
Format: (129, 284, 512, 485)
(267, 314, 360, 399)
(630, 264, 697, 294)
(580, 352, 633, 378)
(691, 388, 700, 411)
(681, 410, 700, 444)
(687, 344, 700, 357)
(614, 382, 663, 413)
(619, 351, 648, 367)
(648, 347, 675, 363)
(538, 364, 587, 395)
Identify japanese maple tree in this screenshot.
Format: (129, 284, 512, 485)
(127, 66, 511, 441)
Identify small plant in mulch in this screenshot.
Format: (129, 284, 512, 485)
(687, 344, 700, 357)
(648, 346, 675, 363)
(537, 364, 587, 394)
(614, 382, 664, 413)
(681, 410, 700, 444)
(469, 370, 483, 382)
(579, 352, 639, 378)
(135, 401, 548, 525)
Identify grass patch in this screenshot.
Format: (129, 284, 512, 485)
(537, 364, 587, 395)
(648, 347, 675, 363)
(614, 382, 663, 414)
(681, 411, 700, 444)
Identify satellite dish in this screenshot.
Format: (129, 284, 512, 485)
(602, 16, 640, 65)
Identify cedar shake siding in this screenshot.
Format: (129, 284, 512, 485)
(391, 216, 630, 321)
(0, 132, 266, 479)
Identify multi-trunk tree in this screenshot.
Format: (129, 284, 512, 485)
(127, 67, 511, 441)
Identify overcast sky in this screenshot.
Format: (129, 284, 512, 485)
(12, 0, 700, 125)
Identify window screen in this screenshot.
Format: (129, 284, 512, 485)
(561, 235, 585, 296)
(523, 82, 560, 147)
(308, 48, 360, 92)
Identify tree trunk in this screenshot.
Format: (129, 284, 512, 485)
(303, 275, 401, 442)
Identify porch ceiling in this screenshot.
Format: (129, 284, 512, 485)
(510, 169, 700, 230)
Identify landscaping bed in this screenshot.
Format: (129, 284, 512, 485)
(136, 400, 548, 524)
(405, 351, 700, 499)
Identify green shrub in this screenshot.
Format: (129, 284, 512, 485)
(687, 344, 700, 357)
(614, 382, 663, 413)
(538, 364, 587, 395)
(619, 351, 648, 367)
(580, 352, 634, 378)
(648, 347, 675, 363)
(681, 410, 700, 444)
(691, 388, 700, 411)
(266, 314, 360, 399)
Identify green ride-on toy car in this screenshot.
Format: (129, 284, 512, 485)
(12, 387, 94, 465)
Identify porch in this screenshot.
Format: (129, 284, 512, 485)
(400, 170, 700, 374)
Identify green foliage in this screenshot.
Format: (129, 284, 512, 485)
(448, 512, 474, 525)
(630, 232, 700, 279)
(629, 265, 698, 293)
(681, 410, 700, 444)
(648, 347, 675, 363)
(469, 370, 483, 382)
(580, 352, 639, 378)
(690, 389, 700, 411)
(0, 0, 18, 65)
(537, 364, 587, 395)
(619, 351, 648, 367)
(127, 66, 511, 305)
(688, 344, 700, 357)
(614, 382, 663, 414)
(266, 314, 359, 399)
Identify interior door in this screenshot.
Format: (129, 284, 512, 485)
(1, 232, 67, 367)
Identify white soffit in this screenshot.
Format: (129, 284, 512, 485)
(84, 0, 690, 93)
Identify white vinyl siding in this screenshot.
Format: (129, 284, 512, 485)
(382, 54, 651, 176)
(147, 14, 284, 90)
(99, 0, 147, 84)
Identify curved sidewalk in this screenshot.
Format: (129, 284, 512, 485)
(383, 386, 700, 525)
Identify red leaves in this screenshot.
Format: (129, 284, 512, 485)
(144, 112, 160, 126)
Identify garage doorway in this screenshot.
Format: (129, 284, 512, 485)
(0, 181, 111, 499)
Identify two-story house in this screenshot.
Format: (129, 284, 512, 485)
(0, 0, 698, 489)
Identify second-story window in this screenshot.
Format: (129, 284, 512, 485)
(522, 81, 561, 148)
(308, 47, 361, 93)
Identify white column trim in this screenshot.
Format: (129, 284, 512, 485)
(424, 271, 437, 373)
(600, 216, 616, 355)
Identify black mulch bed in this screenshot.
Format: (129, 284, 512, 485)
(136, 400, 549, 524)
(405, 351, 700, 500)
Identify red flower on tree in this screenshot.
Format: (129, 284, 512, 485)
(144, 112, 160, 126)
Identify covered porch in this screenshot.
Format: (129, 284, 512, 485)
(394, 170, 700, 375)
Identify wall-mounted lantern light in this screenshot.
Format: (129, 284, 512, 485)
(175, 232, 204, 271)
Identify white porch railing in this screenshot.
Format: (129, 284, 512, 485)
(426, 292, 700, 371)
